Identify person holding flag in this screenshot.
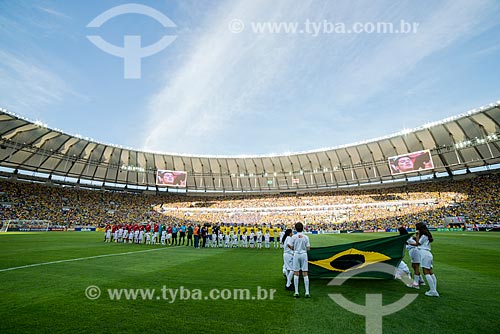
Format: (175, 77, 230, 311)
(415, 222, 440, 297)
(282, 228, 294, 291)
(396, 227, 412, 280)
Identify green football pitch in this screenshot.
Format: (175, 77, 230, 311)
(0, 232, 499, 334)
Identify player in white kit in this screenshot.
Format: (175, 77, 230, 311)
(117, 227, 123, 243)
(249, 231, 255, 248)
(241, 232, 248, 248)
(287, 222, 311, 298)
(264, 230, 270, 249)
(166, 231, 172, 245)
(279, 230, 285, 248)
(256, 229, 263, 249)
(216, 232, 222, 247)
(139, 230, 145, 244)
(232, 233, 239, 248)
(224, 233, 231, 248)
(209, 233, 215, 247)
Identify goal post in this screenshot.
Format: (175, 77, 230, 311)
(0, 220, 52, 232)
(0, 221, 10, 232)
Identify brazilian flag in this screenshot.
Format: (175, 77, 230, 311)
(308, 234, 411, 279)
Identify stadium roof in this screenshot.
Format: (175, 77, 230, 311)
(1, 101, 500, 194)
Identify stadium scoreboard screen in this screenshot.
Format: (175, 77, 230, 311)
(156, 169, 187, 187)
(388, 150, 434, 175)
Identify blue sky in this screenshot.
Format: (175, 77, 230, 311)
(1, 0, 500, 156)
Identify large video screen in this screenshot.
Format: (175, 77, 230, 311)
(156, 170, 187, 187)
(388, 150, 434, 175)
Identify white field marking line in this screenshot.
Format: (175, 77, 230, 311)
(0, 246, 180, 273)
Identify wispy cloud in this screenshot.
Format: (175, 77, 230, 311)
(332, 0, 498, 106)
(469, 44, 500, 59)
(0, 51, 80, 115)
(36, 6, 71, 20)
(0, 2, 84, 117)
(143, 0, 314, 153)
(143, 0, 499, 155)
(0, 2, 73, 43)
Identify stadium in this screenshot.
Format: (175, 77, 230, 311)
(1, 2, 500, 334)
(2, 100, 500, 334)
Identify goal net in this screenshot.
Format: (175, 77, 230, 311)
(0, 220, 52, 232)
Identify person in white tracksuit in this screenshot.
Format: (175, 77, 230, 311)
(398, 227, 421, 284)
(415, 222, 440, 297)
(282, 229, 294, 291)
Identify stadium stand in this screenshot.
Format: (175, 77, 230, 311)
(1, 102, 499, 232)
(1, 172, 498, 231)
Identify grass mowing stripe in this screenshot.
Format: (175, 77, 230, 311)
(0, 246, 179, 272)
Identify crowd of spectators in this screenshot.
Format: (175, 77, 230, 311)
(0, 181, 170, 228)
(1, 173, 499, 231)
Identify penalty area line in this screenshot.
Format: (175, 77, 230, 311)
(0, 246, 175, 273)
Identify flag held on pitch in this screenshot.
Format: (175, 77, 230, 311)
(308, 234, 411, 279)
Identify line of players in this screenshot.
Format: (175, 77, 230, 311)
(104, 223, 163, 245)
(104, 223, 285, 249)
(197, 229, 281, 249)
